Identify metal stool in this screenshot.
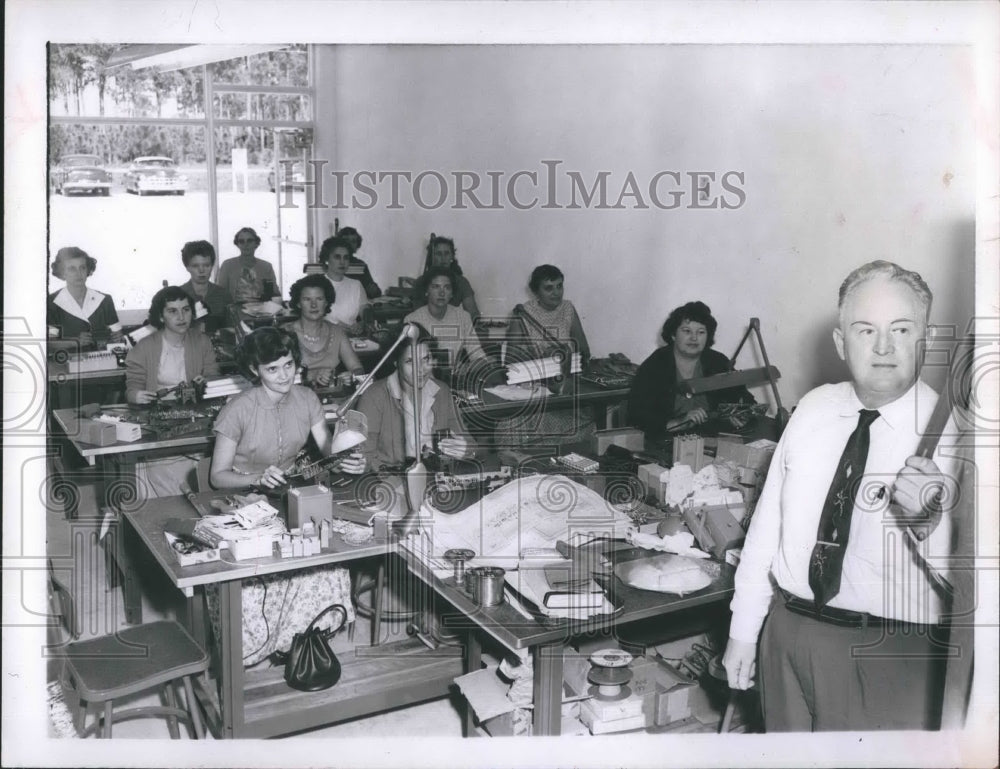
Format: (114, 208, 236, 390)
(49, 561, 209, 738)
(352, 561, 420, 646)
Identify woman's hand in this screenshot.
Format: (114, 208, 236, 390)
(666, 408, 707, 432)
(77, 330, 94, 348)
(311, 370, 333, 387)
(438, 436, 471, 459)
(335, 452, 367, 475)
(727, 413, 748, 430)
(345, 320, 366, 337)
(133, 390, 158, 405)
(257, 465, 287, 488)
(108, 329, 124, 344)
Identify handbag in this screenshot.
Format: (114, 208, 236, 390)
(273, 603, 348, 692)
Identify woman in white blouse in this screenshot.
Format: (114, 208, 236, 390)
(404, 266, 488, 377)
(319, 235, 368, 336)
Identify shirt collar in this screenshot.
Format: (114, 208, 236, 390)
(52, 287, 105, 322)
(252, 383, 292, 411)
(386, 372, 439, 402)
(838, 380, 923, 431)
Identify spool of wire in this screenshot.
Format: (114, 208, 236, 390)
(587, 649, 634, 701)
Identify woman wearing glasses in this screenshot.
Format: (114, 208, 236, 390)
(217, 227, 278, 302)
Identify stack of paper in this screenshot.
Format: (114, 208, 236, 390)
(202, 375, 252, 399)
(506, 354, 582, 385)
(483, 384, 547, 401)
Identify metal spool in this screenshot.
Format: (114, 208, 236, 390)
(443, 548, 476, 591)
(587, 649, 635, 701)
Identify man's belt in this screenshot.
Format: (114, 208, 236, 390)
(778, 588, 929, 631)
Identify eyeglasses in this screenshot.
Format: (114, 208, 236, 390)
(236, 238, 257, 245)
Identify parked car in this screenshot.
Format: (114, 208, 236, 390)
(268, 160, 306, 192)
(51, 154, 112, 196)
(124, 157, 188, 196)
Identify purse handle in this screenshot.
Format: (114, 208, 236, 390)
(305, 603, 349, 636)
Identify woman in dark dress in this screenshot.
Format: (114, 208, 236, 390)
(47, 246, 123, 349)
(628, 301, 755, 440)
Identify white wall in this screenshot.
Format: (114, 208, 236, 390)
(313, 44, 975, 408)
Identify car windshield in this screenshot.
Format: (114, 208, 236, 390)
(136, 159, 174, 168)
(62, 156, 103, 167)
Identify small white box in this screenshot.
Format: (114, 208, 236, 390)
(226, 534, 276, 561)
(94, 415, 142, 442)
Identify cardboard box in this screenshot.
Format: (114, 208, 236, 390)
(164, 532, 221, 567)
(225, 533, 278, 561)
(592, 428, 645, 456)
(93, 415, 142, 442)
(683, 503, 746, 559)
(672, 434, 707, 472)
(74, 419, 118, 446)
(637, 463, 669, 503)
(716, 439, 776, 472)
(287, 484, 334, 528)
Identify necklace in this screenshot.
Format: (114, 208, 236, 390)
(300, 322, 324, 343)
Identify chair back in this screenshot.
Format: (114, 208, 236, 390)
(47, 558, 78, 641)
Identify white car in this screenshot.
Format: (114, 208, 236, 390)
(124, 156, 188, 196)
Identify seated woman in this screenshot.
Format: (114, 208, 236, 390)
(288, 274, 364, 387)
(125, 286, 220, 497)
(357, 324, 476, 472)
(497, 264, 594, 448)
(420, 235, 480, 320)
(216, 227, 278, 302)
(337, 226, 382, 299)
(404, 266, 488, 380)
(179, 240, 233, 333)
(627, 301, 755, 440)
(318, 235, 369, 336)
(208, 327, 366, 665)
(125, 286, 220, 404)
(47, 246, 124, 350)
(506, 264, 591, 365)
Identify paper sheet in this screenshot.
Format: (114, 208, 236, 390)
(402, 474, 633, 572)
(483, 384, 548, 401)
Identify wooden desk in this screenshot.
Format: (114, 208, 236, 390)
(121, 492, 462, 738)
(401, 546, 734, 736)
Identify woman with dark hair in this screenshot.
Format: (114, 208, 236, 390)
(216, 227, 278, 302)
(497, 264, 594, 447)
(124, 286, 220, 497)
(357, 323, 476, 472)
(627, 301, 755, 439)
(420, 235, 480, 319)
(207, 327, 365, 666)
(507, 264, 590, 363)
(125, 286, 219, 405)
(288, 274, 364, 386)
(404, 266, 487, 373)
(318, 235, 368, 335)
(337, 226, 382, 299)
(179, 240, 233, 332)
(47, 246, 123, 349)
(210, 326, 365, 489)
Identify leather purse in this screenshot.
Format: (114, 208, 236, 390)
(276, 603, 348, 692)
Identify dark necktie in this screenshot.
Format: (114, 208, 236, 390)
(808, 408, 881, 609)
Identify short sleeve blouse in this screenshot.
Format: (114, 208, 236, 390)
(213, 384, 324, 474)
